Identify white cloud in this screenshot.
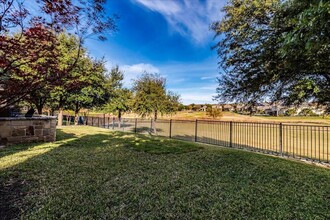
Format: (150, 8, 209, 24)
(200, 76, 217, 80)
(119, 63, 160, 86)
(134, 0, 226, 43)
(180, 92, 217, 105)
(200, 86, 216, 90)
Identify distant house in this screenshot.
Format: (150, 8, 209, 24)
(212, 103, 246, 112)
(212, 104, 222, 109)
(199, 105, 207, 112)
(223, 104, 234, 111)
(296, 103, 326, 116)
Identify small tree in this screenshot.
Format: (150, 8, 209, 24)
(103, 89, 133, 123)
(207, 108, 223, 119)
(206, 104, 213, 112)
(299, 108, 316, 116)
(285, 108, 296, 116)
(132, 73, 181, 132)
(132, 73, 167, 120)
(102, 66, 133, 127)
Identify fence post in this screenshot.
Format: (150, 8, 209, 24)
(108, 117, 110, 129)
(86, 116, 88, 125)
(230, 121, 233, 147)
(150, 119, 153, 133)
(98, 117, 100, 127)
(112, 117, 115, 129)
(195, 119, 198, 142)
(103, 114, 105, 128)
(135, 118, 137, 133)
(279, 123, 283, 156)
(92, 117, 94, 126)
(169, 119, 172, 138)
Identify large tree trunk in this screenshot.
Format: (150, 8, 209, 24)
(58, 108, 63, 127)
(37, 105, 43, 115)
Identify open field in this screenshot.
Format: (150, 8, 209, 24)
(82, 117, 330, 163)
(78, 111, 330, 125)
(1, 126, 330, 219)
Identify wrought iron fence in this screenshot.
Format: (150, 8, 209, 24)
(61, 115, 330, 164)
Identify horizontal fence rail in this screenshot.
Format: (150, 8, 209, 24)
(61, 115, 330, 164)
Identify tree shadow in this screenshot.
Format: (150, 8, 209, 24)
(56, 129, 77, 141)
(0, 129, 190, 218)
(0, 129, 76, 159)
(0, 131, 113, 219)
(170, 134, 281, 156)
(1, 127, 328, 219)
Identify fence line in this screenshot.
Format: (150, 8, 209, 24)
(61, 115, 330, 164)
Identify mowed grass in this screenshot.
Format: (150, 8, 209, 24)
(0, 126, 330, 219)
(153, 121, 330, 162)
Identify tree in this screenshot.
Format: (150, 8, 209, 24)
(132, 73, 180, 120)
(207, 108, 223, 119)
(0, 0, 117, 112)
(299, 108, 316, 117)
(212, 0, 330, 109)
(103, 89, 133, 122)
(285, 108, 297, 116)
(103, 67, 133, 125)
(49, 34, 108, 126)
(285, 108, 296, 117)
(206, 104, 213, 112)
(164, 91, 181, 116)
(67, 58, 108, 125)
(0, 25, 59, 112)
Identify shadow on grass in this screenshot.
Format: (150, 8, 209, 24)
(0, 128, 202, 219)
(56, 129, 77, 141)
(0, 129, 76, 160)
(1, 127, 330, 219)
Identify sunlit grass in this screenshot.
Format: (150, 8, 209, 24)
(0, 126, 329, 219)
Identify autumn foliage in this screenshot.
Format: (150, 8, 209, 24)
(0, 0, 117, 114)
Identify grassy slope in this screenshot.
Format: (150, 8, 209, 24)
(0, 126, 329, 219)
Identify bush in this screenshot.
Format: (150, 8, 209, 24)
(285, 108, 296, 116)
(207, 108, 223, 118)
(299, 108, 317, 116)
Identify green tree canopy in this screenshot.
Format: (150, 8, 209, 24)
(50, 33, 107, 125)
(212, 0, 330, 109)
(102, 67, 133, 121)
(132, 73, 181, 120)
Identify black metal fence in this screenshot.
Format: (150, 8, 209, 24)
(62, 115, 330, 164)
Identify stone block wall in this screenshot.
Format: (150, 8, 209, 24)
(0, 117, 57, 145)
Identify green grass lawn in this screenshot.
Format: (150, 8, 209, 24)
(1, 126, 330, 219)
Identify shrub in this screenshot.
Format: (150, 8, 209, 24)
(207, 108, 223, 118)
(286, 108, 296, 116)
(299, 108, 317, 116)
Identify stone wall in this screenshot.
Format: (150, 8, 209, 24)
(0, 117, 57, 145)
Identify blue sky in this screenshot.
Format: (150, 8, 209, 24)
(85, 0, 227, 104)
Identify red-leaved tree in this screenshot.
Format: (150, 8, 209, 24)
(0, 0, 117, 115)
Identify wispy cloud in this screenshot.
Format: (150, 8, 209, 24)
(200, 75, 217, 80)
(119, 63, 160, 86)
(180, 92, 217, 104)
(107, 59, 220, 104)
(134, 0, 226, 43)
(200, 86, 217, 90)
